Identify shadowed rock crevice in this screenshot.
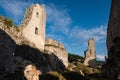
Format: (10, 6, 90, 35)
(44, 53, 66, 72)
(0, 29, 16, 74)
(14, 45, 51, 73)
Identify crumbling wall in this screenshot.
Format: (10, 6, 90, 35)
(83, 38, 96, 67)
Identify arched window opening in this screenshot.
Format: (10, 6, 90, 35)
(35, 27, 38, 34)
(36, 12, 39, 18)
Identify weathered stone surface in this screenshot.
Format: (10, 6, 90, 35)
(24, 65, 40, 80)
(83, 38, 96, 67)
(0, 29, 16, 73)
(102, 0, 120, 79)
(45, 38, 68, 69)
(20, 4, 46, 51)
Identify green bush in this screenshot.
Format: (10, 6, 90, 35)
(40, 71, 65, 80)
(68, 53, 84, 62)
(4, 17, 13, 28)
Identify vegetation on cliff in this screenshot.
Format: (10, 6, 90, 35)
(4, 17, 13, 28)
(68, 53, 84, 63)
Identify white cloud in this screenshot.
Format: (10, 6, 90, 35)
(69, 25, 107, 43)
(96, 54, 106, 61)
(0, 0, 32, 24)
(46, 4, 72, 35)
(46, 34, 64, 43)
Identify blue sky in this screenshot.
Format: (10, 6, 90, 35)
(0, 0, 112, 61)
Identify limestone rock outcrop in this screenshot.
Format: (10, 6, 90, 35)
(102, 0, 120, 79)
(83, 38, 96, 67)
(45, 38, 68, 70)
(24, 65, 40, 80)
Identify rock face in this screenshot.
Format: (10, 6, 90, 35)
(24, 65, 40, 80)
(0, 29, 16, 73)
(14, 45, 51, 73)
(83, 38, 96, 67)
(102, 0, 120, 79)
(45, 38, 68, 70)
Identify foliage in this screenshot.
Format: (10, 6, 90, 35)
(68, 62, 101, 75)
(40, 71, 65, 80)
(15, 27, 20, 32)
(68, 53, 84, 62)
(4, 17, 13, 28)
(96, 61, 105, 66)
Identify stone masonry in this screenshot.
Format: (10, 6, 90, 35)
(83, 38, 96, 67)
(45, 38, 68, 68)
(20, 4, 46, 50)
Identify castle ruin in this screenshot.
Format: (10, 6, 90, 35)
(0, 4, 46, 50)
(20, 4, 46, 50)
(83, 38, 96, 67)
(0, 4, 68, 68)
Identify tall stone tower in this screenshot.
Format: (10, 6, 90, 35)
(83, 38, 96, 67)
(20, 4, 46, 50)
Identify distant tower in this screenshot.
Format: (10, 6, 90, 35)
(20, 4, 46, 50)
(83, 38, 96, 67)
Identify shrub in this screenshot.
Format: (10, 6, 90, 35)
(68, 53, 84, 62)
(4, 17, 13, 28)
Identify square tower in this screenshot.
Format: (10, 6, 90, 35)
(20, 4, 46, 50)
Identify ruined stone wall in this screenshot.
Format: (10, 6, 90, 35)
(21, 4, 46, 50)
(45, 38, 68, 68)
(0, 4, 46, 51)
(83, 38, 96, 67)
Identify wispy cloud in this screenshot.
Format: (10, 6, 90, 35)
(96, 54, 106, 61)
(0, 0, 32, 24)
(69, 25, 107, 43)
(46, 33, 65, 43)
(46, 3, 72, 35)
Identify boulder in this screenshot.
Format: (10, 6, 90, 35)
(24, 65, 40, 80)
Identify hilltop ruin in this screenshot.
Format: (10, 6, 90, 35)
(83, 38, 96, 67)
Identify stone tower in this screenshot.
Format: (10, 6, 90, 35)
(20, 4, 46, 50)
(83, 38, 96, 67)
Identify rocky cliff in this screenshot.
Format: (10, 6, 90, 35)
(45, 38, 68, 70)
(0, 28, 52, 80)
(102, 0, 120, 79)
(0, 29, 16, 74)
(83, 38, 96, 67)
